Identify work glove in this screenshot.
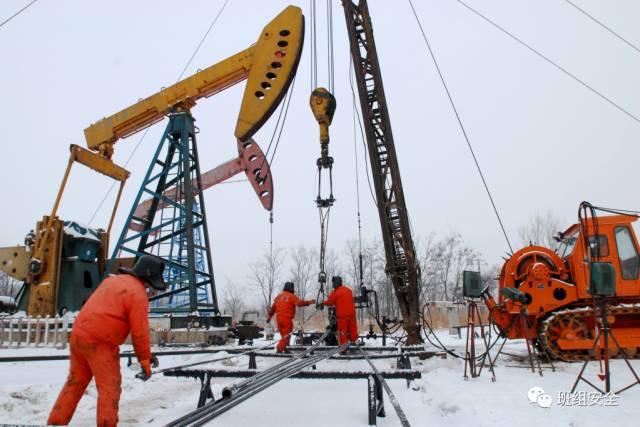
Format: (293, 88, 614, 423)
(151, 354, 160, 368)
(316, 303, 324, 311)
(136, 359, 152, 381)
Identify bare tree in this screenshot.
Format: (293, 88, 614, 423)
(481, 264, 500, 296)
(451, 247, 480, 301)
(518, 211, 561, 249)
(289, 245, 316, 324)
(249, 247, 286, 312)
(221, 279, 247, 321)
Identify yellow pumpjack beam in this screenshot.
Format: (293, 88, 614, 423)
(84, 5, 304, 160)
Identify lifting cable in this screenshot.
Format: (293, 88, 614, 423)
(407, 0, 514, 254)
(0, 0, 39, 30)
(326, 0, 335, 93)
(352, 83, 364, 291)
(452, 0, 640, 125)
(562, 0, 640, 55)
(310, 0, 337, 305)
(88, 0, 230, 225)
(349, 58, 378, 208)
(309, 0, 318, 91)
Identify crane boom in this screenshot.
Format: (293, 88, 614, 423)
(342, 0, 422, 344)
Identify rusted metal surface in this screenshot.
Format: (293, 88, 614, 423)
(342, 0, 422, 343)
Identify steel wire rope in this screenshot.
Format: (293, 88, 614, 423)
(326, 0, 335, 93)
(87, 0, 230, 225)
(0, 0, 39, 30)
(349, 57, 378, 208)
(420, 303, 500, 361)
(562, 0, 640, 55)
(407, 0, 514, 253)
(267, 75, 297, 167)
(309, 0, 318, 90)
(452, 0, 640, 125)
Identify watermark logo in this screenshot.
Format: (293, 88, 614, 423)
(527, 387, 620, 408)
(528, 387, 552, 408)
(557, 391, 619, 407)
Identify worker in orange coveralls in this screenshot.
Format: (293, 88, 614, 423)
(47, 255, 166, 427)
(267, 282, 315, 353)
(321, 276, 358, 348)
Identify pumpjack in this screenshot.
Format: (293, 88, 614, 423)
(0, 6, 304, 319)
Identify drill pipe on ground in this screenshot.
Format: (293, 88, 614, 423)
(166, 331, 335, 426)
(167, 348, 342, 426)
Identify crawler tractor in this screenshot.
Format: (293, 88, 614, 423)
(486, 213, 640, 361)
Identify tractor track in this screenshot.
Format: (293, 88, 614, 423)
(539, 302, 640, 362)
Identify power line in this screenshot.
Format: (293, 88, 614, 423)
(563, 0, 640, 55)
(88, 0, 230, 225)
(176, 0, 230, 81)
(408, 0, 514, 253)
(453, 0, 640, 125)
(0, 0, 39, 30)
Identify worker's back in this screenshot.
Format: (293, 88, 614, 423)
(327, 285, 356, 317)
(73, 274, 149, 347)
(271, 291, 304, 320)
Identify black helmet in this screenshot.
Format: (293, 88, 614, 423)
(284, 282, 295, 293)
(331, 276, 342, 288)
(120, 255, 167, 291)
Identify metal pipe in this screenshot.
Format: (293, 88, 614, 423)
(167, 334, 337, 426)
(170, 347, 342, 426)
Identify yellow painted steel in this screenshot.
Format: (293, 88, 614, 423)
(84, 5, 304, 157)
(28, 216, 64, 316)
(71, 144, 129, 182)
(234, 5, 305, 140)
(309, 87, 336, 160)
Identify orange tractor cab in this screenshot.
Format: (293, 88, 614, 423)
(485, 214, 640, 361)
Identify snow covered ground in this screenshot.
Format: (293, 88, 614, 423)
(1, 330, 638, 426)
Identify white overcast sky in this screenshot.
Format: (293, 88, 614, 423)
(1, 0, 639, 295)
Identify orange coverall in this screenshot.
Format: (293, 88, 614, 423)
(323, 285, 358, 346)
(48, 274, 152, 427)
(268, 291, 314, 352)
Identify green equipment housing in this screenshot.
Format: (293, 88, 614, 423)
(18, 222, 102, 315)
(463, 270, 483, 298)
(589, 261, 616, 297)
